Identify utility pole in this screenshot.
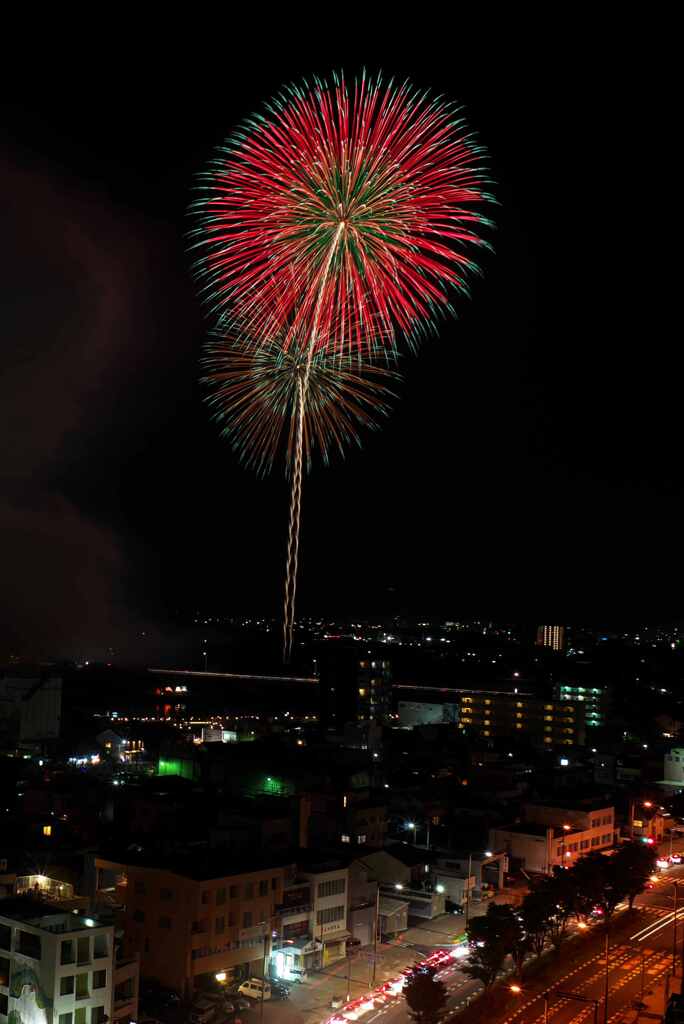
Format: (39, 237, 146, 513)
(543, 989, 549, 1024)
(259, 921, 269, 1024)
(371, 884, 380, 985)
(464, 853, 473, 927)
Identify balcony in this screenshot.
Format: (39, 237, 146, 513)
(275, 902, 312, 917)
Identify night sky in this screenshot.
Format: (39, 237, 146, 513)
(0, 24, 676, 658)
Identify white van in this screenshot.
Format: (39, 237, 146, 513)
(238, 979, 271, 1001)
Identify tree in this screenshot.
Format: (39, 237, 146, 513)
(484, 904, 530, 979)
(520, 889, 549, 958)
(403, 969, 447, 1024)
(612, 841, 658, 909)
(462, 905, 510, 990)
(529, 869, 575, 952)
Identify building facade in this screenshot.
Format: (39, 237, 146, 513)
(0, 900, 114, 1024)
(93, 854, 293, 997)
(536, 626, 565, 651)
(553, 681, 611, 730)
(456, 691, 585, 746)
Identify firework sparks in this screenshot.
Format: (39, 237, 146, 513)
(203, 332, 398, 476)
(190, 70, 494, 356)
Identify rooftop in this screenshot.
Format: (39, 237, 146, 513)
(0, 898, 107, 933)
(97, 845, 297, 882)
(497, 822, 582, 838)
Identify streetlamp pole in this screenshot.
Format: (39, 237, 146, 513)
(673, 881, 680, 975)
(603, 929, 610, 1024)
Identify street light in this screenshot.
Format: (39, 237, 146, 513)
(510, 983, 522, 994)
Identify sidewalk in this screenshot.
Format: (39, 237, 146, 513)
(260, 916, 468, 1024)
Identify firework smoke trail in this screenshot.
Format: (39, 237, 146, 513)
(202, 316, 399, 662)
(282, 223, 345, 661)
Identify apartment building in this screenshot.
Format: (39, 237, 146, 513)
(93, 851, 294, 998)
(490, 800, 616, 874)
(0, 899, 114, 1024)
(457, 691, 586, 746)
(272, 859, 350, 980)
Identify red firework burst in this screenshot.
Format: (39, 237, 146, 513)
(190, 70, 495, 354)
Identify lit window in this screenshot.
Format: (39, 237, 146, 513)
(483, 730, 490, 737)
(358, 688, 366, 697)
(516, 702, 524, 708)
(484, 699, 492, 705)
(544, 725, 552, 732)
(516, 723, 523, 729)
(461, 717, 472, 724)
(544, 737, 552, 744)
(544, 705, 554, 710)
(341, 835, 350, 843)
(515, 713, 523, 719)
(43, 825, 52, 837)
(544, 715, 553, 721)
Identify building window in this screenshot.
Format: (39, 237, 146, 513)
(215, 917, 225, 934)
(61, 940, 75, 965)
(75, 974, 89, 1000)
(244, 883, 254, 899)
(341, 834, 350, 843)
(483, 730, 490, 737)
(591, 837, 600, 847)
(60, 977, 75, 996)
(42, 825, 52, 837)
(216, 888, 226, 905)
(544, 737, 552, 744)
(316, 906, 345, 926)
(228, 912, 236, 927)
(134, 881, 146, 895)
(271, 877, 278, 891)
(93, 935, 108, 959)
(243, 912, 252, 928)
(259, 880, 268, 898)
(75, 1009, 86, 1024)
(580, 839, 590, 849)
(133, 910, 145, 924)
(602, 834, 612, 844)
(516, 723, 523, 729)
(201, 891, 210, 905)
(1, 995, 9, 1019)
(159, 917, 172, 930)
(93, 971, 106, 990)
(17, 931, 41, 960)
(357, 835, 366, 844)
(58, 1014, 72, 1024)
(77, 937, 89, 965)
(0, 958, 8, 988)
(0, 927, 9, 953)
(229, 885, 239, 899)
(318, 879, 346, 899)
(160, 887, 174, 901)
(91, 1007, 106, 1024)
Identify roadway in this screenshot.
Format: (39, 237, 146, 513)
(262, 837, 684, 1024)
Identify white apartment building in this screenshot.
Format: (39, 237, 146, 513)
(0, 900, 114, 1024)
(490, 802, 616, 875)
(664, 748, 684, 787)
(303, 864, 349, 966)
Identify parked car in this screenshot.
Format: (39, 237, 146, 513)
(238, 979, 271, 1002)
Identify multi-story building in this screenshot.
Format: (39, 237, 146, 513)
(271, 859, 349, 981)
(553, 681, 611, 730)
(536, 625, 565, 651)
(664, 748, 684, 787)
(92, 852, 294, 997)
(489, 800, 615, 874)
(318, 647, 391, 730)
(457, 691, 586, 746)
(0, 899, 114, 1024)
